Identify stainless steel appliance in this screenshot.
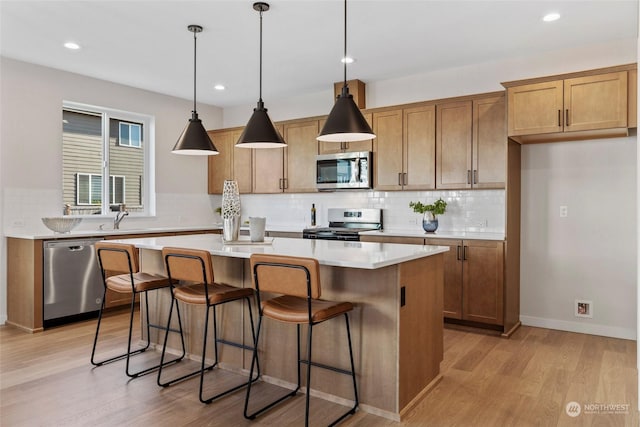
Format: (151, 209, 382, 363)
(43, 238, 105, 327)
(303, 208, 382, 241)
(316, 151, 372, 190)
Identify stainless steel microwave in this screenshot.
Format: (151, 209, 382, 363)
(316, 151, 372, 190)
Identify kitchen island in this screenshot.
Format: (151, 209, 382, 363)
(116, 233, 448, 421)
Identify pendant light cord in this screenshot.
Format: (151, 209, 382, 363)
(259, 6, 264, 104)
(343, 0, 347, 90)
(192, 29, 197, 116)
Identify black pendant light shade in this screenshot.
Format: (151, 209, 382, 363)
(317, 0, 375, 143)
(236, 2, 286, 148)
(236, 100, 286, 148)
(172, 24, 219, 155)
(173, 112, 218, 155)
(318, 86, 374, 142)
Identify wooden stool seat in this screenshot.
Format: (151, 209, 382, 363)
(105, 272, 170, 293)
(262, 296, 353, 324)
(174, 283, 254, 306)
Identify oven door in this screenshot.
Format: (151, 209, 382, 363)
(316, 152, 371, 190)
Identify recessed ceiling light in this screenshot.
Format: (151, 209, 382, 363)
(341, 56, 354, 64)
(214, 84, 225, 91)
(543, 13, 560, 22)
(64, 42, 81, 50)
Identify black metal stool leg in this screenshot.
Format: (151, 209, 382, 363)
(304, 324, 313, 427)
(244, 318, 300, 420)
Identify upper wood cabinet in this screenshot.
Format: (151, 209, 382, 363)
(436, 95, 506, 190)
(252, 124, 285, 194)
(373, 109, 404, 190)
(436, 101, 473, 189)
(207, 129, 252, 194)
(473, 96, 506, 188)
(318, 113, 373, 154)
(252, 120, 318, 194)
(403, 105, 436, 190)
(505, 66, 635, 143)
(283, 119, 319, 193)
(373, 106, 436, 191)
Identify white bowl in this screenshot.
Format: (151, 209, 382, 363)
(42, 217, 82, 233)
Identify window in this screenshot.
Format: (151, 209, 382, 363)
(119, 122, 141, 147)
(76, 174, 125, 205)
(62, 101, 155, 216)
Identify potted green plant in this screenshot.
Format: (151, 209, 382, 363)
(409, 198, 447, 233)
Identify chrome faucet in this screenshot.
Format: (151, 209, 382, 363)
(114, 207, 129, 230)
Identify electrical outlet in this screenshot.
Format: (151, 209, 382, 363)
(575, 299, 593, 318)
(560, 205, 568, 217)
(409, 218, 417, 225)
(12, 220, 25, 227)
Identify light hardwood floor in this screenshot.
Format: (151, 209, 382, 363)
(1, 309, 637, 426)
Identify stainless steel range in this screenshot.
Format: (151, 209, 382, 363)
(302, 208, 382, 241)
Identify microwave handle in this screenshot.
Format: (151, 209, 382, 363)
(354, 158, 360, 183)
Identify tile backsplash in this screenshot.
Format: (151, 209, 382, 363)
(3, 187, 504, 235)
(216, 189, 505, 233)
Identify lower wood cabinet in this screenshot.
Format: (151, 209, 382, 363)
(361, 235, 510, 331)
(425, 238, 504, 325)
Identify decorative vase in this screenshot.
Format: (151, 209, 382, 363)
(222, 180, 241, 241)
(422, 212, 438, 233)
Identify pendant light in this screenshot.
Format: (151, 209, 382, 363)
(236, 2, 286, 148)
(317, 0, 375, 143)
(172, 25, 219, 155)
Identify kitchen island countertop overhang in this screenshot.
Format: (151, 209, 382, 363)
(114, 233, 449, 269)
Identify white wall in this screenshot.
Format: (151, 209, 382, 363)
(0, 57, 224, 323)
(222, 38, 638, 127)
(520, 138, 636, 339)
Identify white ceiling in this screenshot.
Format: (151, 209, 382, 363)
(1, 0, 638, 108)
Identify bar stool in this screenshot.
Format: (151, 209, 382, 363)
(157, 247, 260, 404)
(244, 254, 358, 426)
(91, 241, 185, 378)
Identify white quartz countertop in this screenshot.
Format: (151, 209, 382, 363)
(360, 229, 505, 241)
(113, 233, 449, 270)
(4, 223, 303, 240)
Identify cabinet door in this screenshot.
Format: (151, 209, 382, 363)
(473, 96, 506, 189)
(462, 240, 504, 325)
(318, 113, 373, 154)
(208, 129, 252, 194)
(426, 238, 463, 319)
(373, 109, 403, 190)
(284, 120, 319, 193)
(507, 80, 563, 136)
(403, 105, 436, 190)
(252, 124, 285, 193)
(232, 130, 253, 194)
(207, 130, 233, 194)
(436, 101, 472, 189)
(564, 71, 628, 132)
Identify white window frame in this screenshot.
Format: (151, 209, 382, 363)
(63, 101, 156, 217)
(118, 122, 142, 148)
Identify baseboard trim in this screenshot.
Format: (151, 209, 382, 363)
(520, 315, 636, 340)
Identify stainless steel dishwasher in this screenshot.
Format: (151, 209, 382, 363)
(43, 238, 105, 327)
